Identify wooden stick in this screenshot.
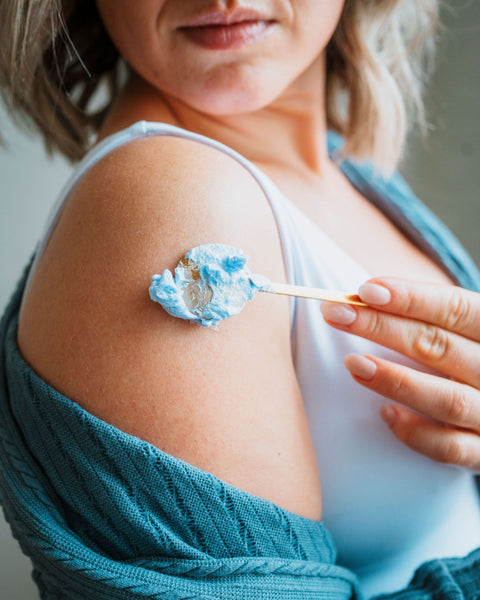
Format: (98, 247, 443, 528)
(260, 282, 367, 306)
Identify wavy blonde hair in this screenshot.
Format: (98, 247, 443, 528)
(0, 0, 439, 172)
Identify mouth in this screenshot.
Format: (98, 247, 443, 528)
(177, 8, 276, 50)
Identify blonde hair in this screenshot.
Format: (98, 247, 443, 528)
(0, 0, 439, 172)
(327, 0, 439, 172)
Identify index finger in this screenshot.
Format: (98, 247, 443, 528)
(358, 278, 480, 341)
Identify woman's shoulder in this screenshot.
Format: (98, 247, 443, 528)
(60, 127, 289, 305)
(15, 121, 325, 519)
(18, 124, 290, 373)
(16, 125, 318, 515)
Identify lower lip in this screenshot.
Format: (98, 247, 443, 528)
(179, 21, 273, 50)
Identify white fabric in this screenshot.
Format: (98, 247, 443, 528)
(22, 121, 480, 599)
(283, 201, 480, 597)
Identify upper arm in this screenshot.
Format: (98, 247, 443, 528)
(18, 135, 321, 518)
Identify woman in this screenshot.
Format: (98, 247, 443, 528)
(0, 1, 479, 598)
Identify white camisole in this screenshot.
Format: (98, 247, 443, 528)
(21, 121, 480, 598)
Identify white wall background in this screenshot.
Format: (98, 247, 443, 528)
(0, 2, 478, 597)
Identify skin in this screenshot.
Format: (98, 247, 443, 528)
(17, 0, 480, 528)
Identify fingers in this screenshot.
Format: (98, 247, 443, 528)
(344, 354, 480, 471)
(358, 278, 480, 341)
(380, 406, 480, 472)
(321, 302, 480, 389)
(344, 354, 480, 433)
(321, 279, 480, 468)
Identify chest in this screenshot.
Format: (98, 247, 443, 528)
(267, 166, 453, 285)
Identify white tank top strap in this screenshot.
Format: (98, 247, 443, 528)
(21, 121, 298, 320)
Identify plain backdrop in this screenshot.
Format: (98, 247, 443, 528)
(1, 2, 479, 598)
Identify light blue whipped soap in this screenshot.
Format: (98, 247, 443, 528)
(149, 244, 270, 328)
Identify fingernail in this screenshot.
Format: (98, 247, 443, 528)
(380, 406, 397, 427)
(359, 283, 391, 305)
(344, 354, 377, 380)
(321, 302, 357, 325)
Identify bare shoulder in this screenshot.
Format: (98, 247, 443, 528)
(18, 134, 321, 518)
(18, 134, 289, 402)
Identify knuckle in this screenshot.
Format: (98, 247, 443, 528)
(444, 291, 472, 331)
(437, 438, 465, 466)
(363, 309, 383, 338)
(390, 370, 412, 401)
(402, 289, 417, 317)
(413, 325, 450, 362)
(443, 386, 469, 423)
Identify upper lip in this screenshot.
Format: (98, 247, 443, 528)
(178, 8, 273, 28)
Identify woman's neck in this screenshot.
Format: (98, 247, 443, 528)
(100, 54, 330, 178)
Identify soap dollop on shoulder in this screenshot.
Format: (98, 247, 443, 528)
(150, 243, 270, 328)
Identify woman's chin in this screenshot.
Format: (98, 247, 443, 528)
(172, 84, 284, 117)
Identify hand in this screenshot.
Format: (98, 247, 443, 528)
(320, 279, 480, 471)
